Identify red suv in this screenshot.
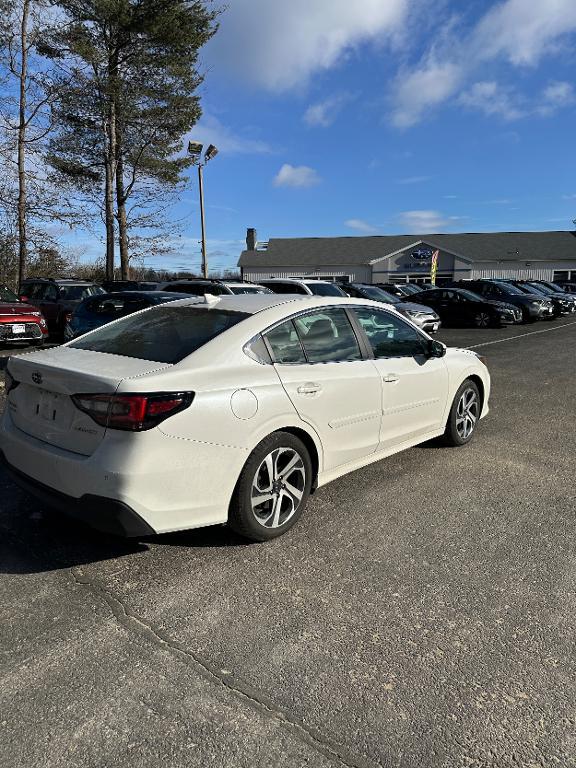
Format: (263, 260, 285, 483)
(0, 284, 48, 347)
(19, 278, 104, 335)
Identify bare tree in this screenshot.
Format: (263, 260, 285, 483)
(0, 0, 79, 285)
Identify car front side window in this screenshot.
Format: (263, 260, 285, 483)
(294, 309, 362, 363)
(353, 308, 428, 358)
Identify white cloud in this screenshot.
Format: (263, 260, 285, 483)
(391, 0, 576, 127)
(392, 60, 463, 127)
(459, 81, 525, 121)
(398, 210, 453, 232)
(304, 94, 353, 127)
(472, 0, 576, 67)
(345, 218, 379, 234)
(537, 81, 575, 116)
(273, 164, 321, 188)
(206, 0, 410, 90)
(185, 113, 273, 155)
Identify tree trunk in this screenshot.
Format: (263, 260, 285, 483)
(104, 113, 116, 280)
(17, 0, 30, 289)
(104, 49, 118, 281)
(115, 149, 129, 280)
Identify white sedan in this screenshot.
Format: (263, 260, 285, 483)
(0, 295, 490, 541)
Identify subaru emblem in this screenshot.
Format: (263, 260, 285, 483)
(411, 248, 434, 261)
(32, 371, 43, 385)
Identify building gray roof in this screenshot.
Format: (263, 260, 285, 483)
(238, 231, 576, 268)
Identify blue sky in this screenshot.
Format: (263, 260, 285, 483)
(68, 0, 576, 273)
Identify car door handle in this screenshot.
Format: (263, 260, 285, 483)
(382, 374, 399, 383)
(297, 383, 322, 395)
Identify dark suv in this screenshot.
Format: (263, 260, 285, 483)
(456, 280, 554, 323)
(19, 278, 104, 335)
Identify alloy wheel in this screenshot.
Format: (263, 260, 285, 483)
(474, 312, 491, 328)
(251, 447, 306, 528)
(456, 388, 479, 439)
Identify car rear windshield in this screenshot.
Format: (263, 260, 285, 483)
(494, 282, 524, 295)
(69, 305, 249, 363)
(356, 284, 400, 303)
(0, 286, 20, 303)
(59, 285, 104, 300)
(229, 285, 273, 294)
(306, 283, 346, 297)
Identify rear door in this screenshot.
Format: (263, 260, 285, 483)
(351, 307, 449, 450)
(264, 307, 383, 470)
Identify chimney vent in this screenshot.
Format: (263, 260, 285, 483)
(246, 228, 257, 251)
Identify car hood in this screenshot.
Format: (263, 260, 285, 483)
(396, 301, 437, 314)
(484, 300, 520, 311)
(0, 302, 40, 316)
(509, 293, 552, 303)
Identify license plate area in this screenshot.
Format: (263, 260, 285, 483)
(34, 389, 65, 424)
(12, 324, 25, 334)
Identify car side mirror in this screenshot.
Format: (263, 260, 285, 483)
(427, 339, 446, 358)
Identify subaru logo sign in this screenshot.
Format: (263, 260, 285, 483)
(32, 371, 43, 385)
(411, 248, 434, 261)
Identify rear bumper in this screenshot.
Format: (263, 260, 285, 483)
(0, 408, 244, 535)
(0, 449, 155, 537)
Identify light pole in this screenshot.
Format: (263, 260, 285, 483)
(188, 141, 219, 278)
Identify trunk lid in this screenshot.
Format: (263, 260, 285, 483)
(7, 347, 170, 456)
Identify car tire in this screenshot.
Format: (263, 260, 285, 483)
(521, 306, 536, 323)
(473, 311, 491, 328)
(441, 379, 481, 447)
(229, 431, 313, 542)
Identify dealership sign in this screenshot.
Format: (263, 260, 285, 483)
(411, 247, 434, 261)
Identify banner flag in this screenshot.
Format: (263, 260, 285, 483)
(430, 250, 439, 285)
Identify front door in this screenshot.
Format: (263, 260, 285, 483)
(264, 308, 383, 470)
(351, 307, 449, 449)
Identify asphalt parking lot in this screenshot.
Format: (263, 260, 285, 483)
(1, 319, 576, 768)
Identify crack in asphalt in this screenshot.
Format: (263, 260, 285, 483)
(70, 567, 381, 768)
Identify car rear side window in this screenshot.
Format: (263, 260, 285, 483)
(70, 306, 249, 363)
(265, 320, 306, 363)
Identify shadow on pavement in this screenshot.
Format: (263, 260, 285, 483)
(1, 474, 248, 575)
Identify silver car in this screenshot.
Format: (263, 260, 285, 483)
(339, 283, 441, 333)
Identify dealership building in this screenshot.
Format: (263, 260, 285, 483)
(238, 229, 576, 285)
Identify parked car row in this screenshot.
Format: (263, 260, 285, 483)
(4, 275, 575, 349)
(377, 278, 576, 326)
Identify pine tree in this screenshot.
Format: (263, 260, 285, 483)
(44, 0, 218, 279)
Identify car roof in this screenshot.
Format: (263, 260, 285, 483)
(97, 291, 189, 299)
(260, 277, 335, 284)
(147, 293, 409, 317)
(22, 278, 97, 285)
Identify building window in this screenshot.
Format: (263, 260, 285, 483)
(553, 271, 570, 282)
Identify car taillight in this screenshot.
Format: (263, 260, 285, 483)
(72, 392, 194, 431)
(4, 369, 19, 393)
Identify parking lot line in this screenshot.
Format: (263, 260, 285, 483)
(467, 319, 576, 349)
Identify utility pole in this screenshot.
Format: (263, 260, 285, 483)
(188, 141, 218, 278)
(198, 163, 207, 278)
